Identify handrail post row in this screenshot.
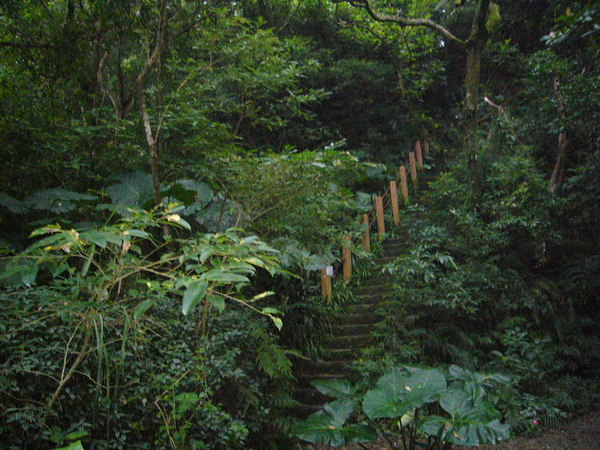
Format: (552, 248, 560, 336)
(342, 235, 352, 283)
(375, 196, 385, 237)
(415, 141, 424, 169)
(409, 152, 418, 187)
(390, 181, 400, 226)
(424, 139, 430, 156)
(362, 213, 370, 252)
(399, 166, 409, 203)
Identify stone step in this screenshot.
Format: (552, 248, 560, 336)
(292, 403, 324, 419)
(297, 372, 354, 385)
(325, 334, 374, 349)
(373, 256, 397, 265)
(300, 358, 355, 373)
(330, 312, 382, 326)
(355, 289, 395, 301)
(331, 323, 376, 336)
(354, 284, 393, 296)
(294, 387, 334, 405)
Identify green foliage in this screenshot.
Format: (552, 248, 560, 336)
(293, 365, 510, 448)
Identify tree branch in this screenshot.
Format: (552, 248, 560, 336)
(337, 0, 467, 46)
(0, 41, 53, 49)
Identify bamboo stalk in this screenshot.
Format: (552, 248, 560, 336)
(424, 139, 430, 156)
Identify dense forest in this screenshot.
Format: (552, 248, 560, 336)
(0, 0, 598, 448)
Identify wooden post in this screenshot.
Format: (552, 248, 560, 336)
(362, 213, 370, 252)
(424, 139, 430, 156)
(409, 152, 418, 187)
(375, 196, 385, 236)
(399, 166, 409, 203)
(415, 141, 424, 169)
(342, 235, 352, 283)
(390, 181, 400, 226)
(321, 268, 332, 303)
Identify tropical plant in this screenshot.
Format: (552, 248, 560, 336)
(292, 364, 510, 448)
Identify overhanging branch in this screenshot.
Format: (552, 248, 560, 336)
(338, 0, 467, 46)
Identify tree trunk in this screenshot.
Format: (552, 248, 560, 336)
(464, 40, 484, 187)
(550, 76, 568, 194)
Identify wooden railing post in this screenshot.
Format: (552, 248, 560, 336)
(342, 235, 352, 283)
(424, 139, 430, 156)
(399, 165, 409, 203)
(415, 141, 424, 169)
(362, 213, 370, 252)
(375, 196, 385, 236)
(390, 180, 400, 226)
(409, 152, 418, 187)
(321, 267, 332, 303)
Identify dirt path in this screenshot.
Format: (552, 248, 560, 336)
(473, 407, 600, 449)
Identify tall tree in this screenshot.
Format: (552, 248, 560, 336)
(334, 0, 493, 179)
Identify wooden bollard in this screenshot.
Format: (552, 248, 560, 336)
(409, 152, 418, 186)
(321, 268, 332, 303)
(342, 235, 352, 283)
(362, 214, 370, 252)
(415, 141, 424, 169)
(375, 196, 385, 236)
(424, 139, 430, 156)
(390, 180, 400, 226)
(399, 166, 409, 203)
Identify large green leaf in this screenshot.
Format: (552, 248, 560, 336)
(106, 171, 154, 208)
(420, 414, 510, 446)
(324, 398, 357, 424)
(292, 412, 347, 446)
(291, 409, 377, 447)
(25, 188, 96, 214)
(182, 280, 208, 315)
(363, 366, 446, 419)
(200, 270, 249, 283)
(312, 379, 356, 398)
(80, 231, 123, 249)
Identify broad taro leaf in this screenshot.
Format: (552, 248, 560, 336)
(312, 379, 356, 398)
(0, 193, 28, 214)
(107, 171, 154, 208)
(25, 188, 97, 214)
(292, 407, 377, 447)
(292, 411, 347, 446)
(163, 179, 214, 214)
(363, 366, 447, 419)
(420, 413, 510, 446)
(421, 387, 510, 446)
(324, 398, 358, 424)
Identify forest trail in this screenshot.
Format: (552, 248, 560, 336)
(293, 237, 405, 417)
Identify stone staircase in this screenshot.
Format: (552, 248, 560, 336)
(293, 237, 405, 417)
